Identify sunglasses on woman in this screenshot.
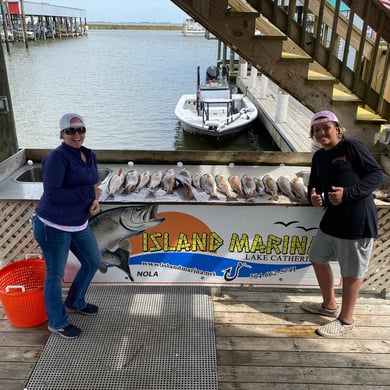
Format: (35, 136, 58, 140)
(63, 127, 86, 135)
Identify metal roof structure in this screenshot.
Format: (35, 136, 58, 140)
(7, 1, 86, 18)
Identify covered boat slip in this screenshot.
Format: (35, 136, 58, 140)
(0, 149, 389, 389)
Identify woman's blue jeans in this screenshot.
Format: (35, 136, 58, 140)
(32, 216, 101, 329)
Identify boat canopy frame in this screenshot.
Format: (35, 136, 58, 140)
(201, 98, 237, 129)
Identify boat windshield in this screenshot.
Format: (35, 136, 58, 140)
(200, 83, 230, 100)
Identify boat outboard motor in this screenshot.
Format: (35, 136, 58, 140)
(206, 66, 219, 81)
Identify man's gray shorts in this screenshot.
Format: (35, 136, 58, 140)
(309, 229, 374, 279)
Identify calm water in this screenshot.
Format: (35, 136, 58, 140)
(4, 29, 277, 151)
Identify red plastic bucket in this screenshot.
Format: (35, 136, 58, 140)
(0, 258, 47, 327)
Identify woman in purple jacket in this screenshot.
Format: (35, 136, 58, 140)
(33, 113, 102, 339)
(301, 110, 383, 337)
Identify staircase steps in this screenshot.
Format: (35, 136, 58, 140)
(357, 106, 388, 124)
(281, 51, 312, 63)
(254, 14, 286, 39)
(246, 0, 389, 120)
(307, 68, 336, 83)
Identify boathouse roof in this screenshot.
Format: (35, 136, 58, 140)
(7, 1, 86, 18)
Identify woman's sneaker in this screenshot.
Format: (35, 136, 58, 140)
(65, 303, 99, 316)
(48, 324, 81, 339)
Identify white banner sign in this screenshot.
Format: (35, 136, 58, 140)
(64, 203, 341, 287)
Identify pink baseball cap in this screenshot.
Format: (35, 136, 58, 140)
(310, 110, 339, 127)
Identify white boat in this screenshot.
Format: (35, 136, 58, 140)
(1, 30, 14, 42)
(175, 66, 258, 144)
(182, 18, 205, 36)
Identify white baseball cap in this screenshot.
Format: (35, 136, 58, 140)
(59, 113, 85, 130)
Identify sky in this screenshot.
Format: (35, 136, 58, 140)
(37, 0, 188, 23)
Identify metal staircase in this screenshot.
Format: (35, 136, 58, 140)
(171, 0, 390, 151)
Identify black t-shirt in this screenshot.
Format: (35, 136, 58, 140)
(308, 138, 383, 239)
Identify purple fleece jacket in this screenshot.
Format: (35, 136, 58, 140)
(36, 143, 99, 226)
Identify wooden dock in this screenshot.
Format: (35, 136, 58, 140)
(1, 286, 389, 389)
(237, 75, 316, 153)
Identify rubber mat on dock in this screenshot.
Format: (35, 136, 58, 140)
(25, 285, 218, 390)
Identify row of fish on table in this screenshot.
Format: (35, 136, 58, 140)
(102, 166, 310, 203)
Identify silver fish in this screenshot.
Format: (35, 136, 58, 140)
(90, 204, 165, 278)
(228, 175, 245, 198)
(177, 168, 191, 179)
(254, 176, 265, 195)
(262, 174, 279, 200)
(162, 168, 176, 194)
(215, 174, 237, 199)
(135, 170, 150, 191)
(295, 170, 311, 186)
(175, 168, 196, 200)
(124, 169, 138, 193)
(277, 175, 296, 200)
(107, 168, 125, 198)
(149, 170, 162, 191)
(200, 173, 220, 199)
(191, 172, 202, 190)
(241, 174, 257, 199)
(291, 177, 308, 202)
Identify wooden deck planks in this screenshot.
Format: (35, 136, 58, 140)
(214, 287, 390, 389)
(1, 287, 389, 389)
(0, 317, 48, 390)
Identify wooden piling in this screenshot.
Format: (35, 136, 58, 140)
(0, 0, 10, 53)
(19, 0, 28, 48)
(0, 37, 18, 162)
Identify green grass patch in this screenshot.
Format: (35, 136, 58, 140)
(88, 24, 182, 31)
